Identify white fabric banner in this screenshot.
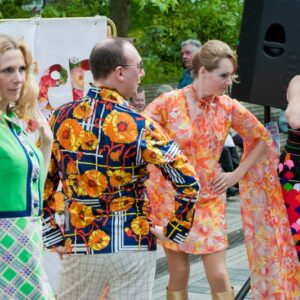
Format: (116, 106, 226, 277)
(0, 17, 107, 113)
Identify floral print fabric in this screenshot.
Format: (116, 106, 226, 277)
(145, 85, 300, 299)
(42, 86, 199, 255)
(278, 128, 300, 262)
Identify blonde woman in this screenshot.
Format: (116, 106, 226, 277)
(0, 34, 54, 299)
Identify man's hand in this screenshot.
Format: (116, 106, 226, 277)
(150, 226, 168, 241)
(55, 246, 66, 260)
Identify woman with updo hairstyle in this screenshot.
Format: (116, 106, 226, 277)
(146, 40, 300, 299)
(0, 34, 54, 299)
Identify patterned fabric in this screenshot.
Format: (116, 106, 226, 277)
(279, 128, 300, 261)
(177, 69, 192, 89)
(145, 85, 300, 299)
(42, 86, 200, 255)
(0, 113, 54, 300)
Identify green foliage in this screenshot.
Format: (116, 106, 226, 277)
(0, 0, 32, 19)
(0, 0, 244, 84)
(130, 0, 244, 84)
(41, 0, 109, 18)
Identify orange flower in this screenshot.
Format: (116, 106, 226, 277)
(44, 178, 54, 199)
(131, 216, 150, 235)
(88, 229, 110, 250)
(142, 147, 165, 164)
(82, 131, 99, 151)
(80, 170, 108, 197)
(69, 202, 94, 229)
(56, 119, 84, 151)
(66, 159, 78, 179)
(73, 102, 92, 119)
(107, 169, 132, 188)
(173, 157, 196, 176)
(62, 179, 73, 198)
(110, 196, 135, 212)
(102, 111, 138, 143)
(52, 142, 61, 162)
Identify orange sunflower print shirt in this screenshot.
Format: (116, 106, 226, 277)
(145, 85, 300, 299)
(42, 86, 200, 255)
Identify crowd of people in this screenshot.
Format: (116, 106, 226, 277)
(1, 33, 300, 300)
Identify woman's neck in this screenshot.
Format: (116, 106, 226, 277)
(192, 80, 211, 99)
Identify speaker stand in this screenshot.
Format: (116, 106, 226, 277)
(264, 105, 271, 123)
(235, 277, 251, 300)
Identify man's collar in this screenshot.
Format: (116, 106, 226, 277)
(87, 86, 125, 105)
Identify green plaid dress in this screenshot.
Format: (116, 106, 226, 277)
(0, 114, 54, 300)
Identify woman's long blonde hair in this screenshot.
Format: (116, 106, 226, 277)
(0, 34, 38, 117)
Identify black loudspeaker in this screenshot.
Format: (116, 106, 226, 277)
(231, 0, 300, 109)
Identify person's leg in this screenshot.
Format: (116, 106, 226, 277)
(164, 247, 190, 290)
(107, 250, 156, 300)
(202, 250, 232, 293)
(164, 247, 189, 300)
(57, 255, 107, 300)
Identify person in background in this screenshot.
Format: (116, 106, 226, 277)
(278, 75, 300, 261)
(177, 39, 201, 89)
(278, 109, 289, 133)
(219, 134, 240, 197)
(0, 34, 54, 299)
(129, 87, 146, 112)
(146, 40, 300, 299)
(155, 84, 174, 98)
(42, 37, 200, 300)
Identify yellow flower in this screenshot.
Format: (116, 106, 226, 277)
(110, 196, 135, 212)
(73, 102, 92, 119)
(102, 111, 138, 143)
(142, 147, 165, 164)
(81, 131, 99, 151)
(183, 187, 197, 197)
(80, 170, 108, 197)
(131, 216, 150, 236)
(56, 119, 84, 151)
(88, 229, 110, 251)
(107, 169, 132, 188)
(69, 202, 94, 229)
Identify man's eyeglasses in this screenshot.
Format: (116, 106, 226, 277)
(120, 61, 144, 73)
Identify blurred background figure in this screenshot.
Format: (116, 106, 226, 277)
(219, 134, 240, 197)
(278, 109, 289, 133)
(177, 39, 201, 89)
(155, 84, 174, 98)
(130, 87, 146, 112)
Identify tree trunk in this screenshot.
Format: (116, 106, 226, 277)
(109, 0, 131, 37)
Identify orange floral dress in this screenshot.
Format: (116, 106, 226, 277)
(145, 85, 300, 299)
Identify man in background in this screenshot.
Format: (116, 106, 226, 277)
(177, 39, 201, 89)
(130, 87, 146, 112)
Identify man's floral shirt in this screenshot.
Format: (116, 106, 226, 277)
(42, 87, 200, 254)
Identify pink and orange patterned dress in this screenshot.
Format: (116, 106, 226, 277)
(145, 85, 300, 299)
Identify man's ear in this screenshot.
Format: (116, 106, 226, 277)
(115, 66, 125, 82)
